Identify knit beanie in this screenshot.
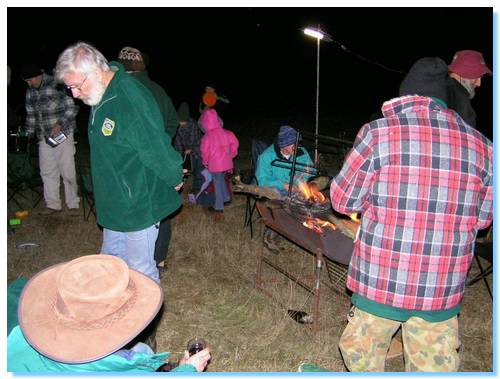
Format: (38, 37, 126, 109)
(118, 47, 146, 72)
(277, 126, 299, 148)
(177, 102, 190, 122)
(399, 57, 448, 103)
(20, 62, 42, 80)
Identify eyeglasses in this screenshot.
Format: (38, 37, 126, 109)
(66, 75, 88, 92)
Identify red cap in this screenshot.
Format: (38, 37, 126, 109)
(448, 50, 492, 79)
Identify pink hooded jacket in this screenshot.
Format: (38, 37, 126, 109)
(200, 109, 239, 173)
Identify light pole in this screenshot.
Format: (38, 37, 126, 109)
(303, 26, 331, 169)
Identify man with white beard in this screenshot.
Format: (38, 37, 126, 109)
(446, 50, 492, 129)
(54, 42, 184, 284)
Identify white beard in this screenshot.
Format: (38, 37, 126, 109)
(460, 79, 476, 99)
(84, 78, 106, 106)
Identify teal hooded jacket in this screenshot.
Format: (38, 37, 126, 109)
(255, 143, 315, 193)
(88, 62, 183, 231)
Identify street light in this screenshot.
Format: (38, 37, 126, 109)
(303, 26, 331, 169)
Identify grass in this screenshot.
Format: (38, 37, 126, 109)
(7, 127, 493, 372)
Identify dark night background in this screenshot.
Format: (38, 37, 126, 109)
(7, 7, 494, 140)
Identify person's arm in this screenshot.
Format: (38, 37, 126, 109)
(231, 132, 239, 158)
(476, 156, 493, 230)
(173, 127, 184, 153)
(164, 95, 179, 138)
(127, 88, 183, 186)
(255, 150, 280, 189)
(24, 92, 36, 136)
(200, 136, 209, 168)
(330, 123, 374, 215)
(57, 91, 78, 131)
(295, 148, 316, 182)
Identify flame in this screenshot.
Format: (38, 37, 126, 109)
(298, 181, 326, 203)
(349, 213, 361, 223)
(302, 217, 336, 234)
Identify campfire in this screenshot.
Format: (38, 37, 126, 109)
(291, 181, 337, 234)
(232, 174, 359, 240)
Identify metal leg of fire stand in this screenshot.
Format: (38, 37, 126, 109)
(313, 249, 323, 336)
(255, 243, 324, 335)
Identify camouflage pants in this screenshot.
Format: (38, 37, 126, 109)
(339, 307, 460, 372)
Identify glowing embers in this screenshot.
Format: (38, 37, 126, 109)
(302, 217, 336, 234)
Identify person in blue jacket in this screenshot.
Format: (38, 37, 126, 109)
(7, 254, 211, 373)
(255, 125, 315, 195)
(255, 125, 315, 249)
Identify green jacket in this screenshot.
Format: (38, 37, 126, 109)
(88, 62, 183, 231)
(130, 70, 179, 138)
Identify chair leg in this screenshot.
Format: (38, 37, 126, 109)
(8, 189, 24, 209)
(476, 255, 493, 300)
(244, 196, 251, 227)
(468, 254, 493, 300)
(249, 199, 258, 239)
(82, 195, 87, 220)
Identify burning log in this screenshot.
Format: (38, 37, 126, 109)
(232, 175, 331, 200)
(233, 175, 359, 240)
(232, 175, 283, 200)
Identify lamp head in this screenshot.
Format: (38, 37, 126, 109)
(303, 26, 332, 42)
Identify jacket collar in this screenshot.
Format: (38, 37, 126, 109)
(93, 61, 125, 107)
(273, 143, 305, 160)
(381, 95, 445, 118)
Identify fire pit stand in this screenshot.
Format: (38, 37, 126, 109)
(255, 201, 353, 335)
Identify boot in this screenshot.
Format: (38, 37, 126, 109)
(213, 211, 224, 223)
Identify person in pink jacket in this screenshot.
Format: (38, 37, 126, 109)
(200, 108, 239, 222)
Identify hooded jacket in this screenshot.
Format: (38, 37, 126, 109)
(255, 143, 315, 193)
(330, 95, 493, 311)
(199, 109, 239, 172)
(88, 62, 183, 231)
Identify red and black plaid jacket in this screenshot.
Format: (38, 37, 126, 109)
(330, 96, 493, 311)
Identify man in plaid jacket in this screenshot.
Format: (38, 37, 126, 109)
(21, 62, 80, 214)
(330, 57, 493, 372)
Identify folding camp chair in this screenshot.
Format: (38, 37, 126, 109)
(78, 165, 96, 221)
(467, 227, 493, 300)
(243, 139, 270, 238)
(7, 150, 43, 210)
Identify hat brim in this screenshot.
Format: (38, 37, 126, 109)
(18, 261, 163, 364)
(448, 63, 492, 79)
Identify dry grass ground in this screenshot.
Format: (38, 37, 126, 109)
(7, 179, 493, 372)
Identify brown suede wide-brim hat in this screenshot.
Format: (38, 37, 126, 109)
(18, 255, 163, 364)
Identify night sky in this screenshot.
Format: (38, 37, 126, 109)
(7, 7, 494, 139)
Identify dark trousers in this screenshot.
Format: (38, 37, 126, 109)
(154, 217, 171, 265)
(191, 153, 204, 192)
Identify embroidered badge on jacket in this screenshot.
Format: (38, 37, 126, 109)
(101, 118, 115, 136)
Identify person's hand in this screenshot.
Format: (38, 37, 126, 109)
(179, 347, 211, 372)
(51, 123, 61, 136)
(184, 149, 192, 155)
(175, 182, 184, 191)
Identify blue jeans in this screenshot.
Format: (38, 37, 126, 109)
(212, 172, 231, 211)
(101, 224, 160, 283)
